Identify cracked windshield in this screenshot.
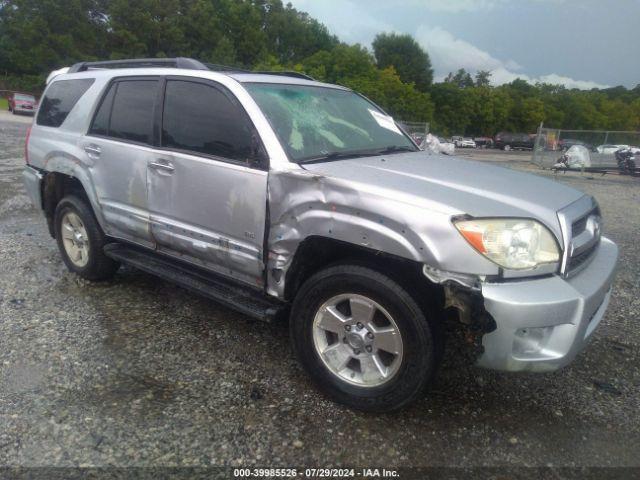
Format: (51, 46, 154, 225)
(245, 83, 416, 162)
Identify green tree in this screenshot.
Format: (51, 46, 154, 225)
(344, 66, 434, 122)
(430, 82, 475, 135)
(0, 0, 106, 74)
(261, 0, 338, 64)
(445, 69, 474, 89)
(372, 32, 433, 91)
(301, 44, 377, 84)
(107, 0, 186, 59)
(475, 70, 491, 87)
(466, 86, 511, 135)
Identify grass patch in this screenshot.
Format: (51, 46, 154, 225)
(0, 98, 8, 110)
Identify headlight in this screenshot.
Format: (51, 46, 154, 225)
(454, 218, 560, 270)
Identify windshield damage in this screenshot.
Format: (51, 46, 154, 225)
(245, 83, 417, 164)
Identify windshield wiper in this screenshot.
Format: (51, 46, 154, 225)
(373, 145, 417, 155)
(297, 150, 379, 164)
(297, 145, 417, 164)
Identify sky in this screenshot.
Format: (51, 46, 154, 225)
(288, 0, 640, 89)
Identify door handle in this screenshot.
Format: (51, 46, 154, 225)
(84, 144, 101, 157)
(149, 161, 175, 173)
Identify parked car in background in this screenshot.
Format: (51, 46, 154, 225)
(494, 132, 534, 151)
(558, 138, 595, 152)
(455, 137, 476, 148)
(473, 137, 493, 148)
(8, 92, 37, 115)
(596, 144, 629, 154)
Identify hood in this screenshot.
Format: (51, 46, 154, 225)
(302, 151, 586, 239)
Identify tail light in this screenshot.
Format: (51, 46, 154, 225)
(25, 125, 32, 164)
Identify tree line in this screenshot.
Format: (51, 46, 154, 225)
(1, 0, 639, 136)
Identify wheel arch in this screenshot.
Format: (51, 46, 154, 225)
(41, 169, 104, 238)
(279, 235, 445, 314)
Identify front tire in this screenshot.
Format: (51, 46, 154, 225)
(290, 264, 441, 412)
(54, 195, 119, 280)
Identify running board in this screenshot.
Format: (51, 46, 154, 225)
(104, 243, 285, 322)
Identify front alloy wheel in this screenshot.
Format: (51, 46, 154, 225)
(290, 264, 441, 412)
(312, 294, 403, 387)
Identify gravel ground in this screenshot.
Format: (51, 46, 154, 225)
(1, 116, 639, 471)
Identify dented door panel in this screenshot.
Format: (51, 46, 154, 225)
(147, 151, 268, 287)
(87, 138, 155, 247)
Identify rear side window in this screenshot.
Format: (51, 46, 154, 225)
(107, 80, 158, 144)
(36, 78, 94, 127)
(161, 80, 253, 161)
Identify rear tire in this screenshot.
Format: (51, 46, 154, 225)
(290, 264, 441, 412)
(54, 195, 119, 280)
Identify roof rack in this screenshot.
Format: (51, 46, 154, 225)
(68, 57, 209, 73)
(66, 57, 315, 80)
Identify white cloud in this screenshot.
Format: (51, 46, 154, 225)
(416, 26, 608, 89)
(389, 0, 565, 13)
(416, 26, 516, 75)
(290, 0, 609, 89)
(292, 0, 391, 45)
(490, 67, 609, 89)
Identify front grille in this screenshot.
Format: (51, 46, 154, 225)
(571, 215, 588, 236)
(567, 207, 600, 274)
(567, 240, 599, 272)
(559, 197, 600, 276)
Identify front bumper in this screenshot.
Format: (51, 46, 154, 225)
(476, 237, 618, 372)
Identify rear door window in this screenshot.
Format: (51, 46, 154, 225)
(161, 79, 254, 162)
(89, 83, 116, 137)
(36, 78, 94, 127)
(107, 80, 158, 144)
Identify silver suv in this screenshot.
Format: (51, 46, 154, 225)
(23, 58, 618, 411)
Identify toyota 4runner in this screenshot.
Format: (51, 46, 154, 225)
(23, 58, 618, 411)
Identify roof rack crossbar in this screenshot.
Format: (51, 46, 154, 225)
(202, 62, 250, 73)
(254, 71, 315, 81)
(68, 57, 209, 73)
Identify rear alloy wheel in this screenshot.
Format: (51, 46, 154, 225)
(290, 264, 440, 412)
(60, 211, 90, 268)
(54, 195, 119, 280)
(503, 144, 511, 151)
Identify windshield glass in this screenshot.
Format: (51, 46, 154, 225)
(244, 83, 416, 163)
(15, 94, 35, 102)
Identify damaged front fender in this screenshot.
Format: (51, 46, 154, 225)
(265, 167, 497, 298)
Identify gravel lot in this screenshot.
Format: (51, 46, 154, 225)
(1, 113, 639, 471)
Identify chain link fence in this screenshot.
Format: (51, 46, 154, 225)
(532, 126, 640, 170)
(399, 121, 429, 143)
